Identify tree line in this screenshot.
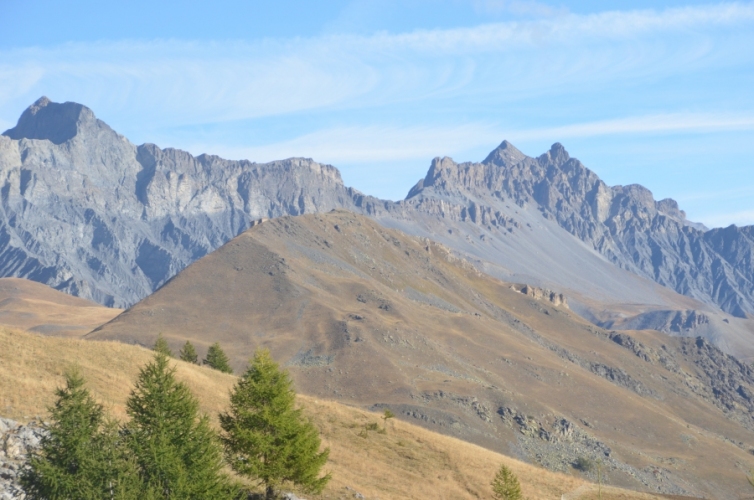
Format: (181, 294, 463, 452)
(21, 344, 330, 500)
(153, 334, 233, 374)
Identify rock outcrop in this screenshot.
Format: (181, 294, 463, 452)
(0, 418, 44, 500)
(511, 284, 568, 307)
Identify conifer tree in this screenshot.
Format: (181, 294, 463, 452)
(491, 463, 522, 500)
(220, 349, 330, 499)
(126, 353, 236, 499)
(21, 368, 142, 500)
(203, 342, 233, 373)
(179, 340, 199, 364)
(152, 333, 173, 357)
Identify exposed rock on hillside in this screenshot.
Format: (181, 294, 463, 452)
(511, 284, 568, 307)
(0, 418, 44, 500)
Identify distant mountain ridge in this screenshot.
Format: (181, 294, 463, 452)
(401, 140, 754, 318)
(0, 97, 362, 306)
(1, 97, 752, 348)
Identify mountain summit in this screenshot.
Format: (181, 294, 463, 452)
(2, 96, 108, 145)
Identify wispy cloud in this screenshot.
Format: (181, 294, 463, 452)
(1, 2, 752, 131)
(700, 210, 754, 228)
(370, 2, 754, 52)
(677, 185, 754, 203)
(507, 113, 754, 142)
(470, 0, 567, 17)
(212, 112, 754, 165)
(186, 123, 502, 164)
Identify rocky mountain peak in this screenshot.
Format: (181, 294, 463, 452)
(538, 142, 570, 166)
(482, 139, 527, 167)
(2, 96, 108, 145)
(413, 156, 463, 194)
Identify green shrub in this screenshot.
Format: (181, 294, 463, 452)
(574, 456, 594, 472)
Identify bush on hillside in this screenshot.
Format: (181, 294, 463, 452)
(220, 349, 330, 499)
(203, 342, 233, 373)
(574, 456, 594, 472)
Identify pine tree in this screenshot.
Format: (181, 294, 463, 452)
(126, 353, 236, 499)
(179, 340, 199, 364)
(220, 349, 330, 499)
(203, 342, 233, 373)
(152, 333, 173, 357)
(21, 367, 142, 500)
(491, 464, 522, 500)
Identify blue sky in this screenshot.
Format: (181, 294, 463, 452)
(1, 0, 752, 228)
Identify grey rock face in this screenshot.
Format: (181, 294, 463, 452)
(0, 97, 360, 307)
(402, 140, 754, 318)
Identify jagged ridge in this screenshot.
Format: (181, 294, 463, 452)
(404, 140, 754, 318)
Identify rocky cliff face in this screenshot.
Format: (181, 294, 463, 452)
(402, 140, 754, 318)
(0, 97, 360, 306)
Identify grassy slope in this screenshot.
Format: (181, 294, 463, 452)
(0, 326, 663, 500)
(0, 277, 121, 336)
(86, 211, 754, 497)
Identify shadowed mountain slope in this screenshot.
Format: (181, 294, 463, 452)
(90, 210, 754, 499)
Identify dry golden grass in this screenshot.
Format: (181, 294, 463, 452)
(0, 278, 121, 337)
(0, 326, 666, 500)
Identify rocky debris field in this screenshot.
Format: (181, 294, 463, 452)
(0, 418, 44, 500)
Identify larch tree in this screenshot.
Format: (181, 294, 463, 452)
(20, 367, 142, 500)
(152, 333, 173, 358)
(125, 353, 236, 499)
(179, 340, 199, 364)
(491, 463, 522, 500)
(203, 342, 233, 373)
(220, 349, 330, 499)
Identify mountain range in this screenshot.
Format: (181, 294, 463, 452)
(1, 97, 752, 358)
(3, 97, 754, 497)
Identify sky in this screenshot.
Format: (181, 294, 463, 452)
(0, 0, 752, 228)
